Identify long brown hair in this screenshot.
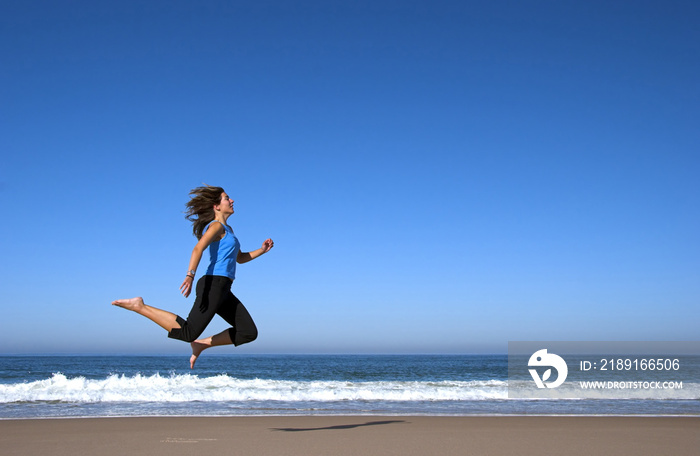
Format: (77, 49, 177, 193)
(185, 185, 225, 239)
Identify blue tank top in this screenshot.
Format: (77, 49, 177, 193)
(204, 221, 240, 280)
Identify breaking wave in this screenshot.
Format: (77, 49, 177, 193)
(0, 373, 508, 403)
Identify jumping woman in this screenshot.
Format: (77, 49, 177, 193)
(112, 185, 274, 368)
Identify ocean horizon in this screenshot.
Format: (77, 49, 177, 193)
(1, 354, 698, 419)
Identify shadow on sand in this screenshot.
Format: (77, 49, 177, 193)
(271, 420, 407, 432)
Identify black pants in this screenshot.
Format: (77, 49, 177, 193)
(168, 275, 258, 346)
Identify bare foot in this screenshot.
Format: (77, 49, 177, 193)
(111, 297, 145, 312)
(190, 340, 209, 369)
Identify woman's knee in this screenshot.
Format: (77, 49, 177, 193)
(169, 328, 200, 343)
(167, 318, 205, 343)
(230, 327, 258, 346)
(246, 328, 258, 343)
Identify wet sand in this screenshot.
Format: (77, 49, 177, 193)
(1, 415, 698, 456)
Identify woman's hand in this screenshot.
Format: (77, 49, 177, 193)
(180, 275, 194, 298)
(261, 238, 274, 254)
(237, 238, 275, 264)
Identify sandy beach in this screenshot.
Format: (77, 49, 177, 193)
(1, 416, 698, 456)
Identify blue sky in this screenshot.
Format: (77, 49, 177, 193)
(1, 0, 698, 355)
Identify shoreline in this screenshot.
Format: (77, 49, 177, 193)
(2, 415, 698, 456)
(2, 412, 700, 420)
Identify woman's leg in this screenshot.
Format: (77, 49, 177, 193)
(189, 328, 233, 369)
(189, 292, 257, 368)
(111, 297, 181, 332)
(220, 293, 258, 346)
(112, 276, 227, 341)
(167, 275, 227, 343)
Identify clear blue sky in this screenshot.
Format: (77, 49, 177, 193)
(1, 0, 698, 355)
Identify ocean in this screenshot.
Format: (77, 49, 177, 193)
(1, 355, 698, 419)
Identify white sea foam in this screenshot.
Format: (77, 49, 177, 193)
(2, 374, 698, 404)
(0, 373, 508, 403)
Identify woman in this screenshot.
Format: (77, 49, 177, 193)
(112, 185, 274, 368)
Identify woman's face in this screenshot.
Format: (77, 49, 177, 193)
(215, 192, 234, 215)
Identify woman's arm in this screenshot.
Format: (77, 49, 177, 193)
(179, 223, 226, 297)
(237, 238, 274, 264)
